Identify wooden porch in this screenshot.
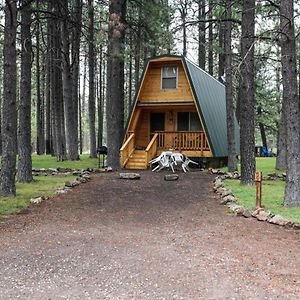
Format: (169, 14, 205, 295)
(120, 131, 211, 169)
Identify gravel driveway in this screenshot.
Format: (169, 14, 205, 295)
(0, 171, 299, 300)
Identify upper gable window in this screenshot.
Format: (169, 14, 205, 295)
(161, 66, 178, 89)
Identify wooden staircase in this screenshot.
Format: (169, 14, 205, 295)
(125, 150, 148, 169)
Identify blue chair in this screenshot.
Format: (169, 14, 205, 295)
(261, 147, 272, 157)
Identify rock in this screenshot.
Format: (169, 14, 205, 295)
(242, 209, 252, 218)
(268, 215, 290, 226)
(72, 171, 82, 176)
(227, 203, 243, 213)
(30, 196, 43, 204)
(214, 179, 223, 189)
(234, 206, 245, 216)
(221, 189, 233, 198)
(251, 208, 265, 217)
(164, 174, 179, 181)
(292, 223, 300, 230)
(216, 187, 226, 194)
(82, 174, 91, 180)
(65, 181, 73, 188)
(220, 195, 235, 205)
(71, 180, 80, 187)
(120, 173, 141, 180)
(77, 177, 87, 183)
(106, 166, 113, 172)
(255, 210, 272, 222)
(56, 189, 68, 194)
(49, 168, 58, 172)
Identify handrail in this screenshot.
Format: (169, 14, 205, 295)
(120, 133, 134, 151)
(145, 133, 158, 165)
(145, 133, 158, 152)
(120, 133, 135, 167)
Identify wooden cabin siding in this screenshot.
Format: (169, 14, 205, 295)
(138, 61, 193, 103)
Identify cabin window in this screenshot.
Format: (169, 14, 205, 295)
(177, 112, 202, 131)
(161, 66, 178, 89)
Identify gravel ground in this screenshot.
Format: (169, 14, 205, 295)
(0, 170, 299, 300)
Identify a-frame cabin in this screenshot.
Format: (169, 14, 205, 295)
(120, 55, 239, 169)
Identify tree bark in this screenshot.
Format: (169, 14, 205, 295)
(88, 0, 97, 158)
(97, 47, 103, 148)
(239, 0, 256, 185)
(61, 0, 79, 160)
(208, 0, 214, 75)
(224, 0, 237, 172)
(198, 0, 205, 69)
(280, 0, 300, 206)
(36, 0, 45, 155)
(276, 110, 286, 170)
(0, 0, 18, 197)
(18, 0, 33, 183)
(218, 17, 225, 82)
(106, 0, 127, 169)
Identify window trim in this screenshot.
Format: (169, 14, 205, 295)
(161, 65, 178, 90)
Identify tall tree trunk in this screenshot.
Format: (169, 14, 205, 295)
(276, 111, 286, 169)
(18, 0, 33, 183)
(0, 0, 18, 196)
(106, 0, 127, 169)
(280, 0, 300, 206)
(97, 47, 103, 148)
(36, 0, 45, 155)
(198, 0, 205, 69)
(239, 0, 256, 185)
(61, 0, 79, 160)
(51, 1, 65, 161)
(88, 0, 97, 158)
(224, 0, 237, 172)
(218, 17, 225, 82)
(71, 0, 82, 158)
(0, 56, 3, 155)
(208, 0, 214, 75)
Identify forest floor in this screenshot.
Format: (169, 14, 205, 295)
(0, 170, 299, 299)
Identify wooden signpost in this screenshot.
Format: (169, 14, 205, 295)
(255, 171, 262, 208)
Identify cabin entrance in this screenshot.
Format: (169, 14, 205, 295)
(150, 112, 165, 132)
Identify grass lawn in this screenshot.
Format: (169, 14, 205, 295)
(222, 157, 300, 223)
(0, 176, 75, 218)
(1, 154, 99, 219)
(31, 154, 100, 170)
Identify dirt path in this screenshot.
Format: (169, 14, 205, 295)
(0, 171, 299, 300)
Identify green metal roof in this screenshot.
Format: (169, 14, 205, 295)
(183, 57, 240, 157)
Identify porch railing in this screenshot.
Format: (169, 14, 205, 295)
(120, 132, 135, 167)
(145, 133, 158, 164)
(155, 131, 209, 152)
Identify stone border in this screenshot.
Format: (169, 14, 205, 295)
(213, 175, 300, 230)
(30, 172, 92, 205)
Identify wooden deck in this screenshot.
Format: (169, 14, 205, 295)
(120, 131, 212, 169)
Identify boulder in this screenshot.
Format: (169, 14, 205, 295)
(119, 173, 141, 180)
(30, 196, 43, 204)
(221, 189, 233, 198)
(164, 174, 179, 181)
(64, 181, 73, 188)
(255, 210, 272, 222)
(214, 179, 224, 189)
(220, 195, 235, 205)
(268, 215, 290, 226)
(242, 209, 252, 218)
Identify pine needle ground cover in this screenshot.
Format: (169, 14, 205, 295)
(223, 158, 300, 223)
